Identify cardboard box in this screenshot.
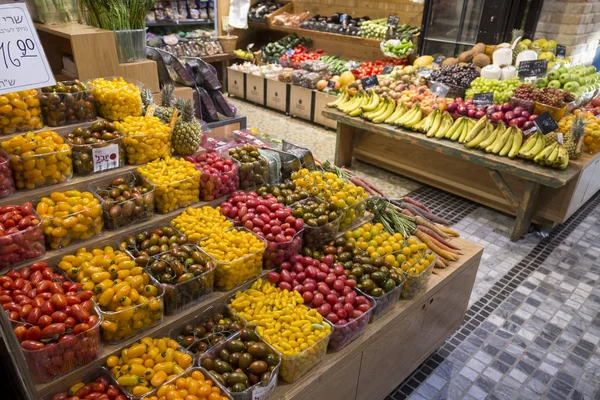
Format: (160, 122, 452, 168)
(313, 91, 338, 129)
(227, 68, 245, 98)
(266, 78, 289, 113)
(245, 73, 266, 105)
(289, 85, 313, 121)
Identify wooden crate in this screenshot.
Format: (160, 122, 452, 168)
(313, 91, 337, 129)
(266, 78, 289, 113)
(265, 2, 294, 27)
(245, 73, 266, 105)
(227, 68, 246, 98)
(289, 85, 313, 120)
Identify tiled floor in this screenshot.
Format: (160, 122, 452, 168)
(230, 99, 600, 399)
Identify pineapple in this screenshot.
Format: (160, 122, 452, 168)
(171, 99, 202, 156)
(566, 115, 585, 159)
(140, 88, 155, 114)
(511, 29, 527, 64)
(544, 131, 559, 146)
(155, 85, 175, 124)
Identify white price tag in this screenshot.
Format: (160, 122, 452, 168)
(0, 3, 55, 94)
(252, 375, 277, 400)
(92, 144, 120, 173)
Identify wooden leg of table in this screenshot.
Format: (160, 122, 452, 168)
(511, 180, 542, 241)
(335, 123, 355, 167)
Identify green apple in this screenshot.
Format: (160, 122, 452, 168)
(559, 73, 572, 84)
(536, 78, 548, 88)
(564, 81, 580, 92)
(587, 66, 597, 75)
(548, 80, 562, 89)
(558, 66, 569, 75)
(547, 70, 560, 81)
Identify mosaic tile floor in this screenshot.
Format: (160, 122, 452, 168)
(232, 99, 600, 399)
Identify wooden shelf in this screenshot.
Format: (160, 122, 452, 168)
(268, 25, 381, 46)
(146, 19, 214, 27)
(0, 118, 102, 142)
(202, 53, 236, 63)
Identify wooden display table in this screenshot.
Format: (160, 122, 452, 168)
(323, 109, 598, 241)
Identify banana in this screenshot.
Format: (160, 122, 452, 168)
(362, 91, 380, 112)
(464, 116, 488, 143)
(348, 104, 363, 117)
(457, 121, 470, 143)
(478, 124, 499, 150)
(508, 129, 523, 158)
(426, 112, 443, 137)
(499, 128, 516, 157)
(362, 99, 386, 119)
(385, 103, 407, 124)
(414, 109, 438, 132)
(373, 100, 396, 123)
(488, 129, 511, 154)
(517, 132, 538, 156)
(328, 90, 347, 107)
(404, 107, 423, 128)
(338, 94, 360, 112)
(546, 143, 561, 164)
(452, 119, 468, 142)
(395, 106, 418, 125)
(344, 94, 365, 115)
(465, 123, 491, 148)
(534, 143, 557, 164)
(555, 146, 570, 169)
(443, 117, 464, 139)
(422, 109, 440, 132)
(520, 133, 545, 159)
(434, 114, 453, 138)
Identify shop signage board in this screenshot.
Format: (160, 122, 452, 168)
(556, 45, 566, 59)
(382, 65, 394, 75)
(430, 82, 450, 98)
(534, 112, 559, 134)
(473, 92, 494, 106)
(361, 75, 379, 90)
(387, 15, 399, 28)
(0, 2, 55, 94)
(518, 59, 548, 78)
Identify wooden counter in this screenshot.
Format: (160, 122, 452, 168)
(324, 109, 599, 241)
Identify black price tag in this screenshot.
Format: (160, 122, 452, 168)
(416, 67, 433, 78)
(518, 59, 548, 78)
(430, 81, 450, 97)
(432, 54, 445, 67)
(340, 13, 348, 28)
(382, 65, 394, 75)
(556, 45, 566, 59)
(387, 15, 400, 27)
(361, 75, 379, 90)
(534, 112, 559, 134)
(473, 92, 494, 106)
(326, 80, 336, 90)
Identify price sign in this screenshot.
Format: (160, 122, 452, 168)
(518, 59, 548, 79)
(416, 67, 433, 78)
(430, 81, 450, 98)
(473, 92, 494, 106)
(285, 48, 294, 56)
(92, 144, 120, 173)
(382, 65, 394, 75)
(361, 75, 379, 90)
(432, 54, 445, 67)
(326, 80, 336, 91)
(387, 15, 400, 28)
(556, 45, 566, 59)
(0, 3, 55, 94)
(534, 112, 559, 134)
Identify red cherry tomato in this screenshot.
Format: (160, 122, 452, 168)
(21, 340, 44, 350)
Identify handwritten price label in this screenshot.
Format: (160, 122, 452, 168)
(92, 144, 120, 172)
(0, 3, 55, 94)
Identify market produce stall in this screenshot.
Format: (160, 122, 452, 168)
(325, 109, 600, 240)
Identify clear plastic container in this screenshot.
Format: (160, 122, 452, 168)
(0, 209, 45, 270)
(198, 157, 240, 201)
(235, 158, 269, 190)
(198, 331, 281, 399)
(7, 147, 73, 190)
(356, 280, 404, 322)
(0, 90, 43, 135)
(143, 174, 200, 214)
(510, 96, 535, 114)
(263, 228, 304, 269)
(159, 367, 234, 400)
(296, 197, 342, 250)
(40, 366, 126, 400)
(90, 172, 155, 230)
(88, 77, 143, 121)
(119, 222, 189, 264)
(15, 305, 102, 383)
(339, 197, 368, 230)
(147, 248, 215, 315)
(64, 133, 124, 176)
(39, 82, 96, 127)
(199, 228, 267, 291)
(169, 302, 246, 362)
(40, 202, 103, 250)
(0, 148, 15, 199)
(97, 273, 165, 344)
(26, 0, 79, 24)
(122, 130, 172, 165)
(257, 320, 332, 383)
(399, 253, 436, 300)
(533, 101, 566, 121)
(224, 274, 270, 327)
(114, 29, 147, 63)
(322, 295, 375, 352)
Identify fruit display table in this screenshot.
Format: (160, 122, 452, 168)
(324, 109, 600, 241)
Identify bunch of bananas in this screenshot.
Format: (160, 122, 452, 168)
(533, 142, 569, 169)
(413, 109, 454, 138)
(517, 132, 545, 159)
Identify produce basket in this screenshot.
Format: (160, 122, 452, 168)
(122, 129, 172, 165)
(257, 320, 332, 383)
(198, 330, 281, 399)
(510, 96, 535, 114)
(322, 296, 375, 352)
(6, 146, 73, 190)
(379, 39, 415, 60)
(265, 2, 293, 27)
(40, 202, 103, 250)
(339, 196, 368, 230)
(199, 228, 267, 291)
(89, 172, 155, 230)
(218, 35, 238, 53)
(237, 157, 269, 190)
(399, 252, 437, 300)
(114, 29, 147, 63)
(158, 367, 233, 400)
(0, 148, 16, 199)
(40, 366, 125, 400)
(14, 304, 102, 383)
(0, 90, 43, 135)
(88, 77, 143, 121)
(533, 101, 566, 122)
(0, 209, 45, 271)
(263, 228, 304, 269)
(64, 131, 125, 176)
(198, 156, 240, 201)
(356, 280, 403, 322)
(224, 273, 270, 327)
(39, 82, 96, 127)
(143, 174, 200, 214)
(119, 222, 189, 263)
(169, 302, 246, 362)
(297, 197, 342, 250)
(147, 246, 215, 315)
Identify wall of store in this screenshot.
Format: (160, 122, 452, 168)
(535, 0, 600, 65)
(291, 0, 424, 23)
